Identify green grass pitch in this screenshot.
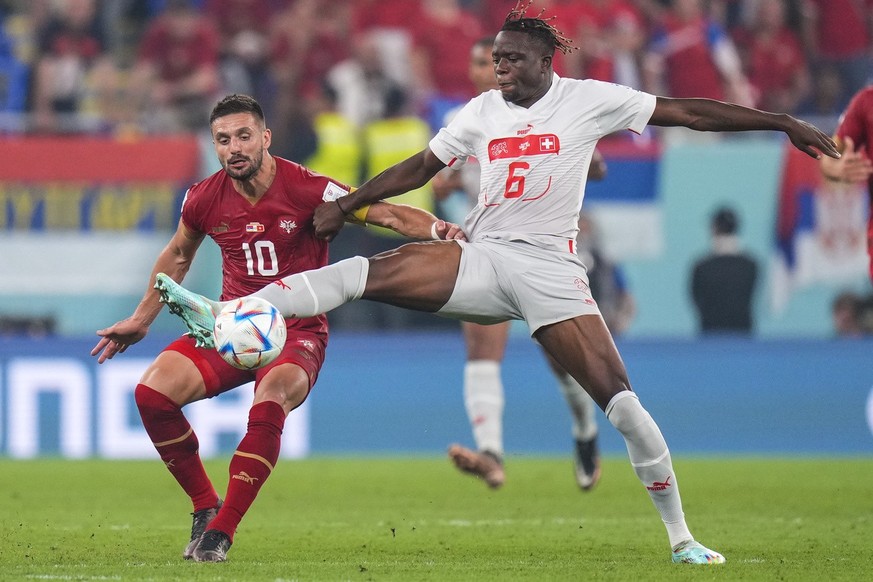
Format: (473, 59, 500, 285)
(0, 456, 870, 581)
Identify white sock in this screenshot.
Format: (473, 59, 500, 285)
(606, 391, 693, 549)
(463, 360, 504, 456)
(248, 256, 369, 318)
(555, 373, 597, 442)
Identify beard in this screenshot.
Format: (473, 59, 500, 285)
(224, 150, 263, 181)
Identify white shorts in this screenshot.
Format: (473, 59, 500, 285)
(437, 238, 601, 335)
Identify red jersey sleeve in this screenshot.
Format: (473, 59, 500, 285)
(836, 88, 873, 151)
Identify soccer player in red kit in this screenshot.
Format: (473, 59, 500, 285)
(820, 87, 873, 280)
(91, 94, 462, 562)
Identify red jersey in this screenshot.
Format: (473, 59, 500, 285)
(137, 14, 220, 82)
(181, 157, 350, 335)
(650, 15, 726, 100)
(805, 0, 873, 59)
(834, 86, 873, 280)
(835, 87, 873, 196)
(734, 28, 807, 112)
(409, 8, 483, 99)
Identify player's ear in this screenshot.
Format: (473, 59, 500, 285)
(263, 128, 272, 150)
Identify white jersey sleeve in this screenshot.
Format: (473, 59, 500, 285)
(588, 81, 656, 136)
(429, 94, 487, 169)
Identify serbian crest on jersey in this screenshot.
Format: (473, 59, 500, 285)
(488, 134, 560, 161)
(279, 218, 297, 233)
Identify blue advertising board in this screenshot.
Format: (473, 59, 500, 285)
(0, 332, 870, 458)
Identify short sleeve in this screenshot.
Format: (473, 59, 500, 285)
(429, 99, 479, 168)
(591, 82, 657, 136)
(179, 187, 203, 233)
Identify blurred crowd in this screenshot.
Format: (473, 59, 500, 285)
(0, 0, 870, 162)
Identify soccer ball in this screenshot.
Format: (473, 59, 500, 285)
(214, 297, 286, 370)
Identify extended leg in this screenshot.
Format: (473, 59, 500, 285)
(535, 316, 724, 564)
(156, 241, 462, 347)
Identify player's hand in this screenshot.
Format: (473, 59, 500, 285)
(91, 318, 148, 364)
(433, 219, 467, 241)
(787, 117, 840, 160)
(836, 137, 873, 183)
(313, 201, 347, 241)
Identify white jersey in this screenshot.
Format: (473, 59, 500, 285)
(429, 74, 656, 250)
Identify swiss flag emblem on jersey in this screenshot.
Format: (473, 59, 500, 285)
(488, 134, 560, 161)
(539, 136, 557, 151)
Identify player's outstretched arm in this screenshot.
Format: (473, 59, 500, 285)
(361, 201, 467, 241)
(314, 148, 447, 241)
(91, 221, 204, 363)
(649, 97, 840, 160)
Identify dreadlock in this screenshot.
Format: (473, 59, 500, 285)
(501, 0, 576, 56)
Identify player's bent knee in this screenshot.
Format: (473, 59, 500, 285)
(255, 364, 310, 414)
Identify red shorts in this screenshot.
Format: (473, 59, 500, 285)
(164, 328, 327, 399)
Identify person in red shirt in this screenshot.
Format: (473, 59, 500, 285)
(732, 0, 811, 114)
(801, 0, 873, 109)
(130, 0, 222, 132)
(409, 0, 483, 104)
(574, 0, 646, 87)
(820, 87, 873, 280)
(643, 0, 753, 106)
(91, 94, 462, 563)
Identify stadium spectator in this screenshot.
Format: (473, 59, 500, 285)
(408, 0, 483, 125)
(91, 93, 463, 563)
(643, 0, 754, 106)
(303, 82, 363, 187)
(431, 32, 612, 493)
(800, 0, 873, 111)
(29, 0, 117, 133)
(819, 85, 873, 281)
(268, 0, 348, 160)
(349, 0, 423, 93)
(573, 0, 647, 89)
(690, 206, 759, 335)
(129, 0, 222, 133)
(362, 88, 432, 219)
(732, 0, 811, 115)
(323, 29, 407, 128)
(154, 3, 838, 564)
(202, 0, 275, 104)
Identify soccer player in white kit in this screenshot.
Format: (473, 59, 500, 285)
(156, 1, 840, 564)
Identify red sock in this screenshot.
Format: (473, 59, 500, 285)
(208, 401, 285, 540)
(134, 384, 219, 511)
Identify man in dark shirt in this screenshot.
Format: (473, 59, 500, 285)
(691, 207, 759, 334)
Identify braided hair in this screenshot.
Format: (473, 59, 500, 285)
(501, 0, 576, 56)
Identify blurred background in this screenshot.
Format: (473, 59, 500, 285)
(0, 0, 871, 459)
